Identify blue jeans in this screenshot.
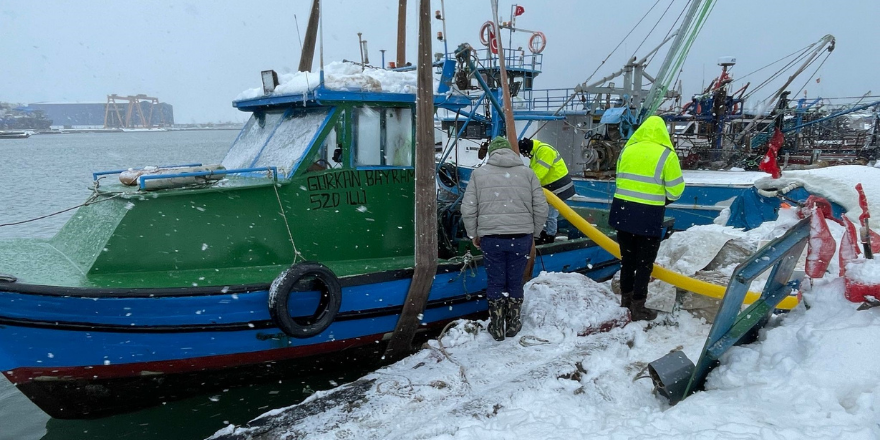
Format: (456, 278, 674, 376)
(481, 234, 533, 300)
(545, 206, 559, 236)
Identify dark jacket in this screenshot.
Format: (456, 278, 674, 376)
(609, 197, 667, 237)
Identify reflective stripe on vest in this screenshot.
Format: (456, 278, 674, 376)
(530, 141, 569, 187)
(614, 144, 677, 206)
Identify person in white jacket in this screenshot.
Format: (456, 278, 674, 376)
(461, 136, 548, 341)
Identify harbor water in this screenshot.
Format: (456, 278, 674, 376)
(0, 131, 367, 439)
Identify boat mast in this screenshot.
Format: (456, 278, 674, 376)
(639, 0, 715, 122)
(319, 0, 325, 86)
(298, 0, 320, 72)
(384, 0, 437, 362)
(397, 0, 407, 67)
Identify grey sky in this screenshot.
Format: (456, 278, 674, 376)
(2, 1, 878, 124)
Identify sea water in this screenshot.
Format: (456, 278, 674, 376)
(0, 131, 366, 439)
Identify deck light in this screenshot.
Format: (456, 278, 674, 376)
(261, 70, 279, 95)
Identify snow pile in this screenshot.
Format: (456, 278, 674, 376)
(236, 61, 420, 101)
(755, 165, 880, 227)
(845, 258, 880, 285)
(525, 272, 628, 336)
(212, 226, 880, 439)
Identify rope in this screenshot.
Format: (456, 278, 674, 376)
(742, 47, 813, 101)
(0, 180, 124, 228)
(435, 320, 471, 388)
(532, 0, 669, 139)
(518, 335, 551, 347)
(629, 0, 671, 60)
(792, 52, 832, 99)
(456, 250, 478, 295)
(272, 181, 302, 263)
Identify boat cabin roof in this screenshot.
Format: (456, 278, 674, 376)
(233, 86, 470, 113)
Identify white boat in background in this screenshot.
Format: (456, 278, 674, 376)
(0, 131, 32, 139)
(120, 127, 168, 132)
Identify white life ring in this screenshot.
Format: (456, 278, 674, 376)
(479, 21, 498, 53)
(479, 21, 495, 46)
(529, 31, 546, 54)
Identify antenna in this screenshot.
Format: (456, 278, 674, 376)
(319, 0, 325, 86)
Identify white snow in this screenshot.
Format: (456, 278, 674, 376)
(195, 157, 880, 440)
(845, 258, 880, 285)
(215, 208, 880, 439)
(236, 61, 421, 101)
(755, 165, 880, 228)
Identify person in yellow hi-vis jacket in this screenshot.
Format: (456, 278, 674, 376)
(608, 116, 685, 321)
(518, 138, 576, 244)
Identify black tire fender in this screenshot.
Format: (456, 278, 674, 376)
(268, 261, 342, 338)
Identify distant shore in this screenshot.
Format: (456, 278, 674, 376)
(29, 126, 242, 135)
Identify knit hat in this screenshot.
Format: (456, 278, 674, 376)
(487, 137, 512, 155)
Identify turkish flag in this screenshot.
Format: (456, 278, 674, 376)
(758, 127, 784, 179)
(515, 5, 525, 16)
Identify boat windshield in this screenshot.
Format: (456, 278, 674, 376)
(222, 107, 331, 175)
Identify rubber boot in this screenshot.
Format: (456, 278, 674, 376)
(620, 291, 633, 309)
(630, 298, 658, 322)
(487, 299, 507, 341)
(505, 297, 523, 338)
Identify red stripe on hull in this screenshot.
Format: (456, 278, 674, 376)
(4, 332, 385, 383)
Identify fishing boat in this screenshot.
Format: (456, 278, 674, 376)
(439, 2, 868, 232)
(0, 55, 677, 419)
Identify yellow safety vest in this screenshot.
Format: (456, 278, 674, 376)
(529, 140, 569, 186)
(614, 116, 685, 206)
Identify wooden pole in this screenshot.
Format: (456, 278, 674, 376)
(383, 0, 437, 363)
(298, 0, 320, 72)
(490, 0, 519, 152)
(396, 0, 407, 67)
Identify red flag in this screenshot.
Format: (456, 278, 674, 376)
(515, 5, 525, 16)
(758, 127, 784, 179)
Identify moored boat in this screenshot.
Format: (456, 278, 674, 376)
(0, 62, 672, 419)
(0, 131, 32, 139)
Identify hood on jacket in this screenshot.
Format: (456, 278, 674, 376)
(486, 147, 527, 168)
(626, 115, 673, 149)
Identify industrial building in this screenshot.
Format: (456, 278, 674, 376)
(27, 96, 174, 129)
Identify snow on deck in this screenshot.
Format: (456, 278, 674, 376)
(212, 212, 880, 440)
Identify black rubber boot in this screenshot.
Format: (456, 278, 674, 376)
(620, 291, 633, 309)
(630, 298, 658, 322)
(505, 297, 523, 338)
(487, 299, 507, 341)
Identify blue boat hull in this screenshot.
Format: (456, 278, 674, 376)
(0, 239, 619, 419)
(450, 168, 746, 231)
(571, 179, 751, 230)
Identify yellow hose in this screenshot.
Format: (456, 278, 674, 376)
(544, 189, 799, 310)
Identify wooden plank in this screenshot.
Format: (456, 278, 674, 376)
(383, 0, 437, 363)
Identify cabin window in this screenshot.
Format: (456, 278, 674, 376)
(303, 127, 342, 173)
(222, 107, 331, 175)
(353, 106, 413, 167)
(254, 108, 331, 173)
(222, 110, 285, 170)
